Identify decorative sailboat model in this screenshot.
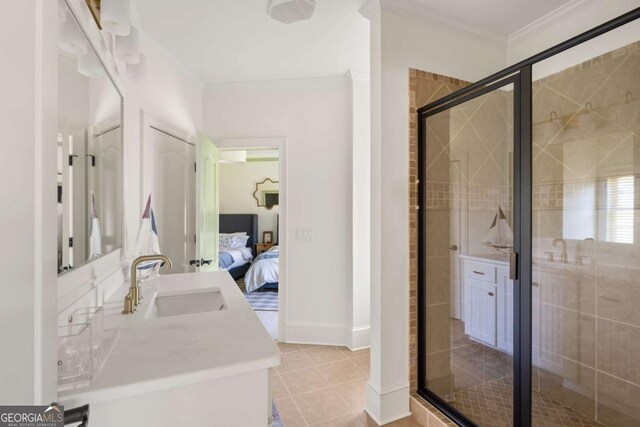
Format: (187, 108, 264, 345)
(483, 206, 513, 252)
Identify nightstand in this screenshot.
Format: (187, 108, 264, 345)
(255, 243, 275, 255)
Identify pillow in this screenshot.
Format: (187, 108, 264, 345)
(235, 235, 250, 248)
(220, 232, 247, 237)
(219, 234, 239, 248)
(219, 234, 250, 248)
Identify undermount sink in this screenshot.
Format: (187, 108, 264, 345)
(146, 288, 226, 319)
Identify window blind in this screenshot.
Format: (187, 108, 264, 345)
(606, 175, 634, 244)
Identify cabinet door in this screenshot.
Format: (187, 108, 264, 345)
(497, 268, 513, 354)
(465, 278, 497, 346)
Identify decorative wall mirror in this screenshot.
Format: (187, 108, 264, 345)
(57, 1, 123, 275)
(253, 178, 279, 210)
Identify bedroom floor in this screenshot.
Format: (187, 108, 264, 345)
(257, 311, 278, 340)
(236, 277, 279, 339)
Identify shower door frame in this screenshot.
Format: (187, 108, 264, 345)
(416, 7, 640, 427)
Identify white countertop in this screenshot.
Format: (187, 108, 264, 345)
(59, 271, 280, 406)
(460, 253, 510, 265)
(460, 253, 590, 271)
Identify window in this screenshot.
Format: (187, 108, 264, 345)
(606, 175, 634, 244)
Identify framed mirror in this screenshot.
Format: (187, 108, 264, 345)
(253, 178, 279, 210)
(57, 1, 123, 275)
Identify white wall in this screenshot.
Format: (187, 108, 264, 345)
(365, 5, 507, 424)
(349, 71, 372, 350)
(0, 0, 58, 404)
(204, 76, 361, 346)
(219, 161, 280, 241)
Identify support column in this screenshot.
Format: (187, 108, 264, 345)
(361, 1, 411, 424)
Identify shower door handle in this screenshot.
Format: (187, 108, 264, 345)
(509, 252, 518, 280)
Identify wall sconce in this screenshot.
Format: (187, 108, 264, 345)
(59, 10, 88, 55)
(101, 0, 131, 36)
(116, 25, 140, 64)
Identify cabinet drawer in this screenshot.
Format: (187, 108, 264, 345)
(464, 261, 496, 283)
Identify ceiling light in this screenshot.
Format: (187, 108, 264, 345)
(268, 0, 317, 24)
(101, 0, 131, 36)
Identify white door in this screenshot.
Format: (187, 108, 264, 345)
(143, 128, 196, 274)
(450, 153, 468, 319)
(465, 278, 497, 346)
(196, 132, 219, 272)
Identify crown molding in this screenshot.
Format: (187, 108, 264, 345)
(378, 0, 507, 48)
(359, 0, 380, 20)
(508, 0, 602, 46)
(345, 69, 371, 84)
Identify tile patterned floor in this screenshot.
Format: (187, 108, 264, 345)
(272, 343, 421, 427)
(445, 320, 606, 427)
(447, 376, 605, 427)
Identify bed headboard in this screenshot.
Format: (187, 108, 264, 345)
(219, 214, 258, 255)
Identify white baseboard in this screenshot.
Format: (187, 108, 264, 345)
(365, 381, 410, 425)
(285, 321, 349, 346)
(349, 325, 371, 350)
(285, 322, 371, 350)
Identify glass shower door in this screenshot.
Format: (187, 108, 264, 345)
(421, 80, 516, 426)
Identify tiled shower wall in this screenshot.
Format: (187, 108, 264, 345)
(408, 69, 469, 398)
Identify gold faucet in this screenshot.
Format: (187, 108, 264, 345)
(552, 238, 568, 264)
(123, 255, 173, 314)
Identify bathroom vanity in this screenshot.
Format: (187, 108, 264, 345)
(460, 254, 513, 354)
(58, 271, 280, 427)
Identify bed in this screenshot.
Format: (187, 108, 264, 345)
(219, 214, 258, 280)
(244, 246, 279, 293)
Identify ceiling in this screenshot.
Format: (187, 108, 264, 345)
(132, 0, 370, 84)
(132, 0, 575, 84)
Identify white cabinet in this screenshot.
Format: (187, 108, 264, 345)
(497, 267, 513, 354)
(465, 278, 497, 346)
(462, 256, 513, 354)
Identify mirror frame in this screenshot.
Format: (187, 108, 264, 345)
(253, 178, 279, 210)
(57, 0, 126, 281)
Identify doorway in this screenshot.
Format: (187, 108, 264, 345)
(417, 8, 640, 427)
(216, 138, 287, 342)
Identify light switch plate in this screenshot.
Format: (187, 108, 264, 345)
(296, 228, 313, 241)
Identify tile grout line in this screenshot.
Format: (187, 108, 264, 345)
(275, 344, 370, 426)
(278, 352, 369, 377)
(275, 368, 311, 427)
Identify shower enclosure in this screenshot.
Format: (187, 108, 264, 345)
(417, 8, 640, 427)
